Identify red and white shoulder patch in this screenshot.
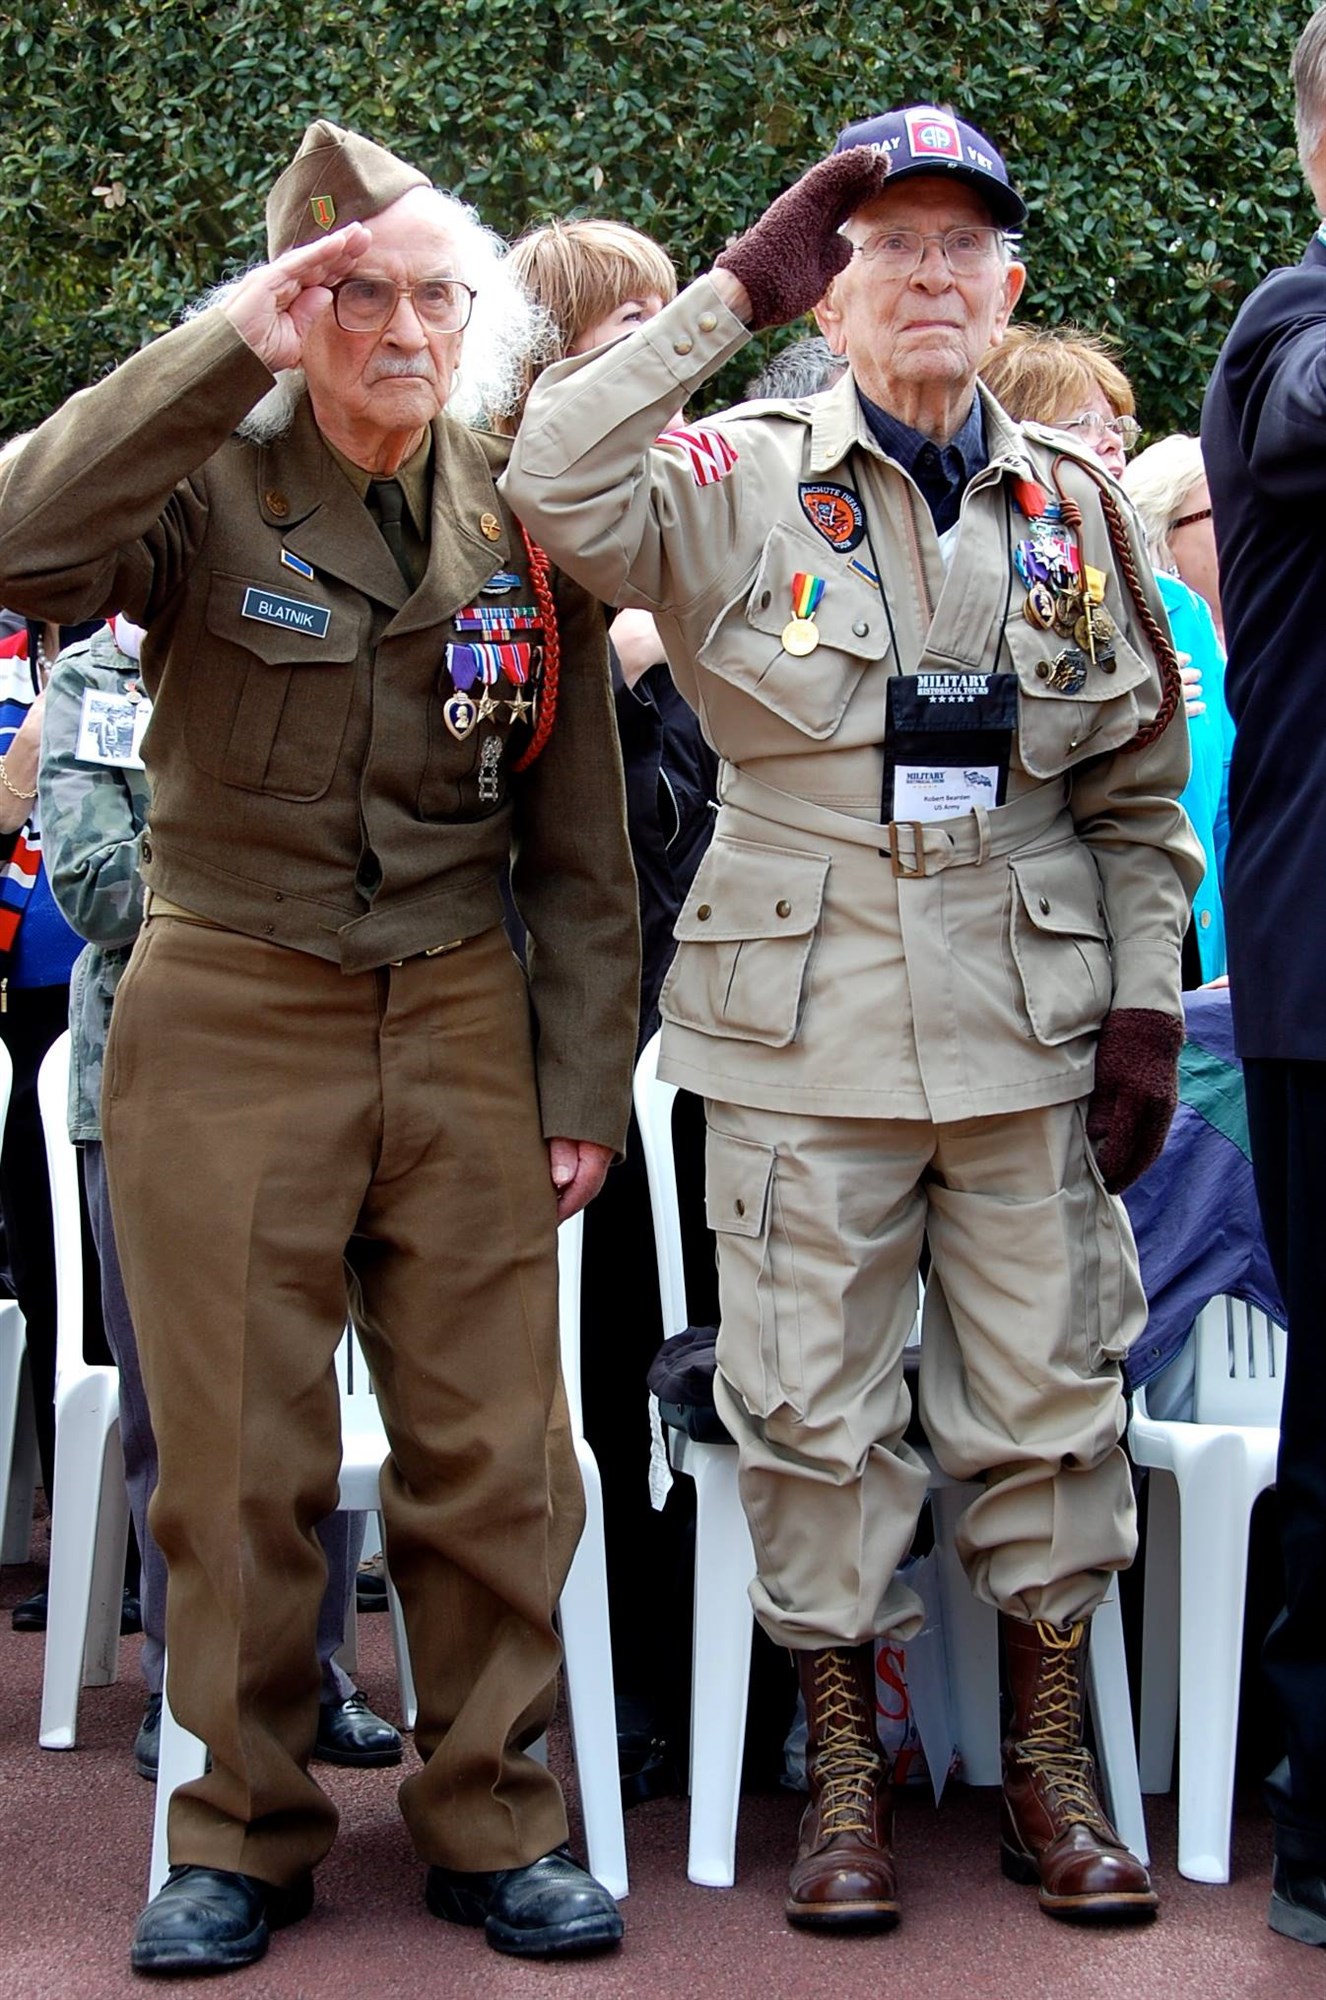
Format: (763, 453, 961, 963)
(655, 424, 739, 488)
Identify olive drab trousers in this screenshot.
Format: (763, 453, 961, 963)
(102, 914, 583, 1886)
(705, 1097, 1141, 1650)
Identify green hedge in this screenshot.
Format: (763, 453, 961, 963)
(0, 0, 1311, 438)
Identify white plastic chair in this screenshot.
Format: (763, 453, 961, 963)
(151, 1210, 628, 1902)
(36, 1031, 130, 1746)
(1, 1036, 44, 1565)
(633, 1030, 1147, 1886)
(1130, 1293, 1286, 1883)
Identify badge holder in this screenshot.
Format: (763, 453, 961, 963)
(882, 675, 1017, 872)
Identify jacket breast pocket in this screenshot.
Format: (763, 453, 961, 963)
(1008, 841, 1113, 1046)
(1004, 613, 1151, 778)
(697, 520, 889, 739)
(186, 571, 363, 799)
(659, 836, 829, 1048)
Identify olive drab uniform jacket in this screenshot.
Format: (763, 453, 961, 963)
(0, 310, 640, 1153)
(503, 275, 1202, 1124)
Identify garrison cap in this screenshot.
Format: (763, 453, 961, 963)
(833, 105, 1027, 229)
(266, 119, 432, 258)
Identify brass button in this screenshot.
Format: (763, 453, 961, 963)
(1039, 896, 1051, 915)
(480, 511, 502, 542)
(698, 311, 718, 333)
(1200, 908, 1212, 928)
(265, 489, 289, 518)
(1035, 662, 1050, 681)
(734, 1197, 746, 1218)
(776, 899, 792, 918)
(852, 619, 869, 637)
(696, 903, 712, 921)
(673, 335, 694, 356)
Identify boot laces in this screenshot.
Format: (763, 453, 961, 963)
(812, 1652, 881, 1836)
(1018, 1622, 1114, 1838)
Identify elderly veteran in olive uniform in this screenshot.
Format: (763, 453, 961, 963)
(0, 122, 638, 1974)
(507, 105, 1201, 1934)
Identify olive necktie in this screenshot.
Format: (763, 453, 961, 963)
(366, 477, 413, 589)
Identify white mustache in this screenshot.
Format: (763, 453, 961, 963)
(366, 356, 438, 384)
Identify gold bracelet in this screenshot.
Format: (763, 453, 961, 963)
(0, 754, 37, 802)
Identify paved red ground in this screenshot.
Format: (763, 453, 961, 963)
(1, 1546, 1318, 2000)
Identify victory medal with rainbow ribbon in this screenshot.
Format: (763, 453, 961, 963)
(783, 572, 826, 657)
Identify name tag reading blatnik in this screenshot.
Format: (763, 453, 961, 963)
(241, 588, 331, 639)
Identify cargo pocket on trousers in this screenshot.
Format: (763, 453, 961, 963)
(1077, 1108, 1144, 1369)
(705, 1126, 803, 1421)
(659, 837, 829, 1048)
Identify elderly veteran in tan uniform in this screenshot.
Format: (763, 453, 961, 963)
(506, 105, 1202, 1934)
(0, 122, 638, 1974)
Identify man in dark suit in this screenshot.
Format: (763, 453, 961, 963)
(1202, 5, 1326, 1952)
(0, 122, 639, 1974)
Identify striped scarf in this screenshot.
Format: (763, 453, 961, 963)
(0, 645, 42, 970)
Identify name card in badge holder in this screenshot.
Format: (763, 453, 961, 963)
(882, 673, 1017, 825)
(75, 686, 151, 769)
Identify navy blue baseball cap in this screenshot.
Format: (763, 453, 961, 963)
(833, 105, 1027, 229)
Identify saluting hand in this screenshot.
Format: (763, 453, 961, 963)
(713, 146, 891, 331)
(222, 224, 373, 374)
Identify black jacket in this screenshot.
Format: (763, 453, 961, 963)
(1202, 230, 1326, 1058)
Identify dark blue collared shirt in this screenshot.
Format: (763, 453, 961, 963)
(858, 391, 988, 536)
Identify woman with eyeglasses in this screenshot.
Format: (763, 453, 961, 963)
(1123, 435, 1233, 984)
(980, 331, 1228, 987)
(978, 324, 1140, 478)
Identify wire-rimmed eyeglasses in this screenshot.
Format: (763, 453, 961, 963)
(1058, 410, 1142, 452)
(851, 225, 1007, 278)
(330, 277, 476, 334)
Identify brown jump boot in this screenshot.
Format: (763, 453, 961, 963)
(1000, 1616, 1157, 1922)
(785, 1645, 899, 1932)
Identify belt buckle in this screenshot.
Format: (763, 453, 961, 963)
(888, 821, 927, 879)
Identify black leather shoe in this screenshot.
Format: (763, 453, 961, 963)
(1270, 1855, 1326, 1947)
(355, 1554, 388, 1613)
(134, 1693, 163, 1781)
(130, 1864, 313, 1974)
(425, 1846, 623, 1958)
(312, 1690, 402, 1766)
(11, 1586, 47, 1632)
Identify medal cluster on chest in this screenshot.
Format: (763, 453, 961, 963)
(441, 569, 544, 748)
(1013, 481, 1117, 694)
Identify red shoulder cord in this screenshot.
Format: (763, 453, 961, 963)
(1049, 454, 1183, 754)
(510, 519, 560, 773)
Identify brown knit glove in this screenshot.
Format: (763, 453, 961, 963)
(714, 146, 891, 332)
(1086, 1008, 1185, 1194)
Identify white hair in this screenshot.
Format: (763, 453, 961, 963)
(1120, 433, 1207, 573)
(191, 185, 547, 442)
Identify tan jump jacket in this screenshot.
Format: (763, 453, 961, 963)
(503, 276, 1203, 1123)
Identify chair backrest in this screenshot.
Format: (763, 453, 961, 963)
(1191, 1293, 1287, 1429)
(631, 1031, 689, 1339)
(35, 1031, 88, 1391)
(556, 1210, 585, 1435)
